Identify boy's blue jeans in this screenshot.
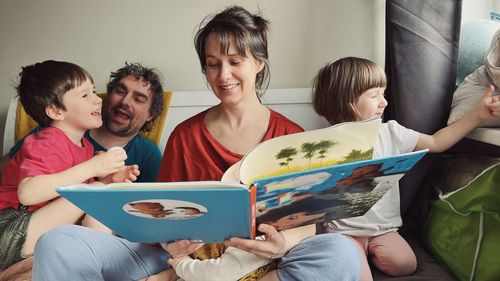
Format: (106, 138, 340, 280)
(33, 225, 360, 281)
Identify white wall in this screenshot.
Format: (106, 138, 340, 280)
(0, 0, 386, 153)
(462, 0, 498, 23)
(0, 0, 496, 153)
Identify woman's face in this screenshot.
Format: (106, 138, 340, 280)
(204, 34, 264, 106)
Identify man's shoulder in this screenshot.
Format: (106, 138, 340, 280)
(133, 134, 159, 148)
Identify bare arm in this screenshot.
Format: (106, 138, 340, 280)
(415, 85, 500, 152)
(17, 149, 127, 205)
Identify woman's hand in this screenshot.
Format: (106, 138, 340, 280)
(224, 224, 288, 259)
(160, 240, 204, 259)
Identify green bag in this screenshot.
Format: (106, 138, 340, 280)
(424, 154, 500, 281)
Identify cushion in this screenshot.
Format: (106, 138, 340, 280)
(448, 26, 500, 127)
(424, 154, 500, 281)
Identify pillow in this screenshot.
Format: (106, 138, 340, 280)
(424, 154, 500, 281)
(448, 27, 500, 127)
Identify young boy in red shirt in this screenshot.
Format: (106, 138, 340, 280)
(0, 60, 139, 269)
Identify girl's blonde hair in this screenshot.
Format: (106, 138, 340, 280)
(312, 57, 387, 125)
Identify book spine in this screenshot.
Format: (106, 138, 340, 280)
(249, 184, 257, 239)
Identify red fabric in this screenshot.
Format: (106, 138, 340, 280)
(0, 127, 94, 212)
(158, 109, 303, 182)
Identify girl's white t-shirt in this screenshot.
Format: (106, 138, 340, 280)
(325, 120, 420, 236)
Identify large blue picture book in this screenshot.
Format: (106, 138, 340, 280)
(57, 118, 428, 243)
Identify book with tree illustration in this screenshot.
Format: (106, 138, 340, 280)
(57, 118, 427, 243)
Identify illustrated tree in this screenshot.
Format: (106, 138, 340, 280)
(339, 148, 374, 164)
(301, 142, 318, 169)
(315, 139, 337, 166)
(275, 147, 298, 170)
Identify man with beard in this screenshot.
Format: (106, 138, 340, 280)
(1, 62, 165, 183)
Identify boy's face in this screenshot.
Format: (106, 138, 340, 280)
(354, 87, 387, 121)
(60, 79, 102, 131)
(104, 76, 153, 137)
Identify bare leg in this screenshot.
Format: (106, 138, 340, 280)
(81, 214, 112, 234)
(21, 197, 84, 256)
(347, 236, 373, 281)
(0, 256, 33, 281)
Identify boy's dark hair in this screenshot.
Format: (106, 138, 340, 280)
(16, 60, 94, 127)
(194, 5, 270, 98)
(106, 62, 164, 132)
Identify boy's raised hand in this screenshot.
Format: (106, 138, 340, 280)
(88, 147, 127, 178)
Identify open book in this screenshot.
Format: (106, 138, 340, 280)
(57, 118, 427, 243)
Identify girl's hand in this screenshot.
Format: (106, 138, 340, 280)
(476, 85, 500, 120)
(224, 224, 288, 259)
(88, 148, 127, 178)
(160, 240, 204, 259)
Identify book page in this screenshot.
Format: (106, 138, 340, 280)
(239, 118, 382, 185)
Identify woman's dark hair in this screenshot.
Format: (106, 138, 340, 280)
(16, 60, 94, 127)
(194, 5, 270, 98)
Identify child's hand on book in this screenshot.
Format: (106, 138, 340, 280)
(110, 164, 140, 183)
(160, 240, 204, 259)
(224, 224, 288, 260)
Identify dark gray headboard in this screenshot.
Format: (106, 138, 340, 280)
(384, 0, 462, 216)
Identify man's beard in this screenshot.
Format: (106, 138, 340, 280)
(104, 115, 141, 137)
(103, 105, 142, 137)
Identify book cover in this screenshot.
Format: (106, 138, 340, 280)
(58, 182, 256, 243)
(57, 118, 428, 243)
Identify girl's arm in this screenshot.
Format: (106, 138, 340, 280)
(415, 85, 500, 152)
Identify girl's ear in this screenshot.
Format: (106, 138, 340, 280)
(45, 105, 65, 121)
